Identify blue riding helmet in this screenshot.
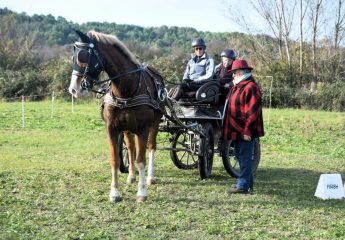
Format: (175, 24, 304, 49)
(192, 38, 206, 48)
(221, 49, 237, 60)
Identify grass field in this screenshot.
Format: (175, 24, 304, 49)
(1, 99, 345, 239)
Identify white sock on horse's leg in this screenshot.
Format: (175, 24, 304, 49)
(136, 162, 147, 201)
(147, 149, 155, 184)
(109, 169, 122, 202)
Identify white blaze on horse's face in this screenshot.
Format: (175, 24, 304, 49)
(68, 70, 91, 98)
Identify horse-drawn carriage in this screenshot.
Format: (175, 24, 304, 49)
(69, 29, 261, 202)
(119, 80, 261, 180)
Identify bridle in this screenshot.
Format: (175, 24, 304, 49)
(72, 40, 145, 95)
(72, 41, 104, 89)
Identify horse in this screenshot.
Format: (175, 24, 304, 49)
(68, 30, 166, 202)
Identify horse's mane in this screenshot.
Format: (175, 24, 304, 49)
(88, 30, 140, 66)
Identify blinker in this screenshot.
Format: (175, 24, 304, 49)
(72, 40, 105, 84)
(77, 49, 90, 64)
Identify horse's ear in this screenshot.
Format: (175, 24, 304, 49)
(73, 29, 90, 43)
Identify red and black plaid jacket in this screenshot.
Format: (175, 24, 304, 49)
(223, 77, 264, 140)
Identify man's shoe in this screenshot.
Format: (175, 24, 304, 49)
(227, 187, 249, 195)
(229, 184, 254, 192)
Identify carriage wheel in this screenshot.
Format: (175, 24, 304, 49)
(198, 122, 214, 179)
(170, 129, 198, 169)
(221, 138, 261, 178)
(118, 133, 129, 173)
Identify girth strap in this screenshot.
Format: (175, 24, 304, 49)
(104, 92, 159, 109)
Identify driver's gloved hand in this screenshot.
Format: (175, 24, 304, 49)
(194, 79, 202, 84)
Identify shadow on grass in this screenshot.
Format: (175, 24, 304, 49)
(156, 166, 345, 210)
(252, 167, 345, 209)
(157, 168, 230, 187)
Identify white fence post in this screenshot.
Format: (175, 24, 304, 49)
(72, 95, 75, 113)
(267, 76, 273, 130)
(21, 95, 25, 128)
(51, 91, 55, 118)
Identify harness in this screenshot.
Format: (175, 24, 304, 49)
(104, 92, 159, 109)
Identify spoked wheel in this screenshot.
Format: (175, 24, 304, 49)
(118, 132, 129, 173)
(170, 129, 198, 169)
(198, 122, 214, 179)
(222, 138, 261, 178)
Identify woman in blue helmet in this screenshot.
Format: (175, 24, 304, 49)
(215, 49, 237, 86)
(215, 49, 237, 101)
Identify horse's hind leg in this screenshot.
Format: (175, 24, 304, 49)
(146, 120, 160, 185)
(107, 128, 122, 203)
(123, 132, 136, 184)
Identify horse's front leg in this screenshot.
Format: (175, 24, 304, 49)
(135, 132, 149, 202)
(107, 128, 122, 203)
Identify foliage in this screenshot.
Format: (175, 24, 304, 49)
(0, 7, 344, 111)
(259, 81, 345, 112)
(0, 68, 49, 99)
(0, 102, 344, 239)
(0, 57, 72, 99)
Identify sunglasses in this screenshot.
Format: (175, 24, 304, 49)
(194, 47, 204, 51)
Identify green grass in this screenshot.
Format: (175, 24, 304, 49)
(1, 100, 345, 239)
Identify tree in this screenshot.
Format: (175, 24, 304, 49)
(0, 13, 38, 70)
(333, 0, 345, 78)
(309, 0, 323, 92)
(299, 0, 310, 75)
(334, 0, 345, 49)
(251, 0, 297, 77)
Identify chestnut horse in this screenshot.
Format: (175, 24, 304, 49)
(68, 30, 165, 202)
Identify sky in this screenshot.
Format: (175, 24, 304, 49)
(0, 0, 247, 33)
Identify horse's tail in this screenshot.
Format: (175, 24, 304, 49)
(100, 103, 105, 122)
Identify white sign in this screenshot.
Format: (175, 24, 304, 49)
(315, 174, 345, 200)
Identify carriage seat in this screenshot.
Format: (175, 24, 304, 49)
(180, 81, 220, 105)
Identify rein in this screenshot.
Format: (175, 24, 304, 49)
(91, 66, 147, 86)
(87, 66, 146, 97)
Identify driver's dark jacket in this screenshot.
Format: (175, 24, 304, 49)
(215, 63, 233, 85)
(223, 77, 264, 140)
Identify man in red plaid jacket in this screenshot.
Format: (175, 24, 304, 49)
(224, 59, 264, 194)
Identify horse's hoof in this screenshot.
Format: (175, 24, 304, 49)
(147, 179, 156, 185)
(109, 196, 122, 203)
(136, 196, 147, 202)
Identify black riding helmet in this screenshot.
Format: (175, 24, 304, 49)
(192, 38, 206, 48)
(221, 49, 237, 60)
